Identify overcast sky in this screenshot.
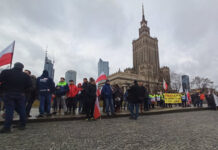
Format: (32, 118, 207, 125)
(0, 0, 217, 85)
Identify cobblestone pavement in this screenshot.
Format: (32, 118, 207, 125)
(0, 110, 218, 150)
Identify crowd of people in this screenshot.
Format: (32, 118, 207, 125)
(0, 62, 217, 133)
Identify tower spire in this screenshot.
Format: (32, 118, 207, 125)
(142, 3, 145, 21)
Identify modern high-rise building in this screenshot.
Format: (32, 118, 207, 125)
(98, 58, 109, 77)
(182, 75, 190, 92)
(65, 70, 77, 84)
(44, 52, 55, 80)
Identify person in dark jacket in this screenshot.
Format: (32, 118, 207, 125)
(101, 80, 115, 116)
(113, 84, 123, 112)
(86, 78, 97, 120)
(127, 80, 141, 120)
(81, 78, 89, 114)
(24, 70, 37, 118)
(55, 77, 69, 115)
(36, 70, 55, 117)
(0, 62, 32, 133)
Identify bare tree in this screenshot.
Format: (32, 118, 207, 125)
(191, 76, 214, 91)
(170, 72, 182, 92)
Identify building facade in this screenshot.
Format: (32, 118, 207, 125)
(182, 75, 190, 92)
(98, 58, 109, 77)
(44, 53, 55, 80)
(107, 6, 170, 93)
(65, 70, 77, 84)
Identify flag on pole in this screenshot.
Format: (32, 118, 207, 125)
(0, 41, 15, 67)
(186, 90, 192, 105)
(163, 79, 168, 91)
(94, 97, 101, 119)
(94, 88, 101, 119)
(96, 73, 107, 83)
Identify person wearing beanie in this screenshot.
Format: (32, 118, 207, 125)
(36, 70, 55, 117)
(0, 62, 32, 133)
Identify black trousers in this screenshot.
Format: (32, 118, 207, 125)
(85, 97, 95, 119)
(66, 97, 77, 113)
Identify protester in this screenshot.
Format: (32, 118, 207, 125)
(181, 93, 187, 107)
(24, 70, 37, 117)
(113, 84, 123, 112)
(55, 77, 69, 115)
(36, 70, 55, 117)
(86, 78, 97, 120)
(77, 83, 83, 114)
(101, 80, 115, 117)
(127, 80, 140, 120)
(137, 82, 148, 113)
(66, 80, 78, 114)
(81, 78, 89, 114)
(199, 92, 205, 108)
(0, 62, 32, 133)
(206, 92, 216, 110)
(123, 90, 129, 110)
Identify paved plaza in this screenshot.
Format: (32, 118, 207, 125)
(0, 110, 218, 150)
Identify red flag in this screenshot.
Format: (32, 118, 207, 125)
(96, 73, 107, 83)
(186, 91, 192, 105)
(163, 79, 168, 91)
(94, 97, 101, 119)
(0, 41, 15, 67)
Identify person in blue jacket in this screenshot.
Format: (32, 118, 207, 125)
(36, 70, 55, 117)
(101, 80, 115, 117)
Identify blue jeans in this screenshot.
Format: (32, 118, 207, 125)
(4, 93, 26, 128)
(39, 94, 51, 115)
(129, 103, 139, 119)
(105, 97, 114, 114)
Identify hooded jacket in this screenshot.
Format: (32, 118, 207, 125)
(36, 70, 55, 95)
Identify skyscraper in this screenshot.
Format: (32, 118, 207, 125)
(182, 75, 190, 92)
(65, 70, 77, 84)
(44, 52, 55, 80)
(98, 58, 109, 77)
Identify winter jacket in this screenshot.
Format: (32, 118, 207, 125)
(0, 67, 32, 93)
(67, 84, 78, 98)
(87, 83, 97, 99)
(137, 86, 146, 103)
(200, 94, 205, 101)
(55, 81, 69, 96)
(36, 71, 55, 95)
(127, 84, 139, 104)
(101, 83, 113, 99)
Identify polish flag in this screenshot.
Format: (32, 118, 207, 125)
(96, 73, 107, 83)
(186, 90, 192, 105)
(0, 41, 15, 67)
(94, 96, 101, 120)
(163, 79, 168, 91)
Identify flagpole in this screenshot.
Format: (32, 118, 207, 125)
(9, 41, 15, 69)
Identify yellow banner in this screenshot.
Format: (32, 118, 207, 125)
(164, 93, 182, 104)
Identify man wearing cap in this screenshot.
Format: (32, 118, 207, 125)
(0, 62, 32, 133)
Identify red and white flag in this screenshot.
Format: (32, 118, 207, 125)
(163, 79, 168, 91)
(96, 73, 107, 83)
(94, 96, 101, 119)
(186, 91, 192, 105)
(0, 41, 15, 67)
